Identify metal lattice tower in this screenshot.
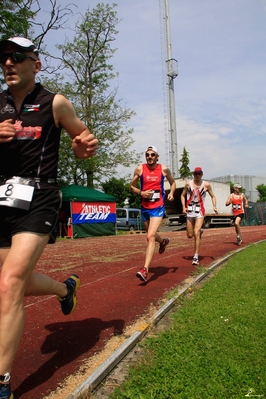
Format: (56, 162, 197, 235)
(159, 0, 178, 177)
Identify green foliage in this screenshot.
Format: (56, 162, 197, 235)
(0, 0, 35, 85)
(129, 192, 142, 209)
(0, 2, 141, 187)
(110, 242, 266, 399)
(178, 147, 191, 178)
(0, 0, 33, 39)
(256, 184, 266, 202)
(227, 181, 235, 193)
(102, 177, 141, 208)
(226, 181, 247, 196)
(56, 131, 97, 188)
(0, 2, 77, 82)
(52, 3, 141, 186)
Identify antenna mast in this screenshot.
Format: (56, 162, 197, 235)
(159, 0, 178, 177)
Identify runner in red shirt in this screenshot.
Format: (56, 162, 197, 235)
(131, 146, 176, 282)
(225, 183, 248, 245)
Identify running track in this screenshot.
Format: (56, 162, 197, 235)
(11, 225, 266, 398)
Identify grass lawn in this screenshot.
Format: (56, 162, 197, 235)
(109, 242, 266, 399)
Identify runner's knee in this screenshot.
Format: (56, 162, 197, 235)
(146, 232, 156, 242)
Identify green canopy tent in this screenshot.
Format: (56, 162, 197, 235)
(242, 201, 266, 226)
(61, 185, 116, 238)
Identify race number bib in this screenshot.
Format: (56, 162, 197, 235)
(148, 190, 160, 202)
(0, 176, 35, 210)
(187, 203, 200, 213)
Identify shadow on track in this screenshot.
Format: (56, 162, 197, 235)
(15, 317, 124, 398)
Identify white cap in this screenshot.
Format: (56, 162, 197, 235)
(146, 145, 158, 154)
(0, 37, 39, 55)
(234, 183, 242, 189)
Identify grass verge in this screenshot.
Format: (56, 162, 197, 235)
(109, 242, 266, 399)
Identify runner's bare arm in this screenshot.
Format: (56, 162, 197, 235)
(130, 165, 153, 199)
(206, 183, 218, 213)
(225, 194, 232, 206)
(243, 194, 249, 207)
(130, 165, 142, 195)
(53, 94, 98, 159)
(181, 182, 189, 214)
(162, 165, 176, 201)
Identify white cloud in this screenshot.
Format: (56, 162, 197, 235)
(39, 0, 266, 179)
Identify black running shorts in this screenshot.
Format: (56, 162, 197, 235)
(232, 213, 244, 222)
(0, 188, 61, 247)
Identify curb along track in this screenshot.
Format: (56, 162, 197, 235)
(66, 240, 266, 399)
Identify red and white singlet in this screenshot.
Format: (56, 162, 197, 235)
(186, 180, 206, 217)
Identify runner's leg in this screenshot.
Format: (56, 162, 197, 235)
(194, 217, 204, 255)
(143, 217, 163, 271)
(0, 233, 67, 375)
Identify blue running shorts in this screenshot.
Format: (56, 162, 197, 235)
(141, 205, 165, 221)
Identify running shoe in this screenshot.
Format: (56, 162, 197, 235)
(192, 256, 199, 265)
(0, 383, 15, 399)
(159, 238, 170, 254)
(237, 236, 242, 246)
(58, 274, 80, 315)
(136, 267, 148, 282)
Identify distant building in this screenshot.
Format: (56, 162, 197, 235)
(211, 175, 266, 202)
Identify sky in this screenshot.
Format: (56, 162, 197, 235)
(40, 0, 266, 180)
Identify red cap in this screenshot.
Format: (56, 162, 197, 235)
(193, 167, 203, 173)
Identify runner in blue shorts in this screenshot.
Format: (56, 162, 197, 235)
(131, 146, 176, 282)
(141, 205, 165, 221)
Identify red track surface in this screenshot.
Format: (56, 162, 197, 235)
(11, 225, 266, 398)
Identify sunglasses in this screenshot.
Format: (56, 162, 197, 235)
(0, 52, 37, 64)
(146, 152, 156, 157)
(193, 172, 202, 175)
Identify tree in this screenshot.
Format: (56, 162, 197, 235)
(0, 2, 140, 187)
(256, 184, 266, 202)
(178, 147, 191, 179)
(227, 181, 235, 193)
(226, 181, 247, 197)
(0, 0, 76, 76)
(102, 177, 141, 209)
(0, 0, 33, 39)
(50, 3, 140, 187)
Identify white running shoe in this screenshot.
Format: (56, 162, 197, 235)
(192, 256, 199, 265)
